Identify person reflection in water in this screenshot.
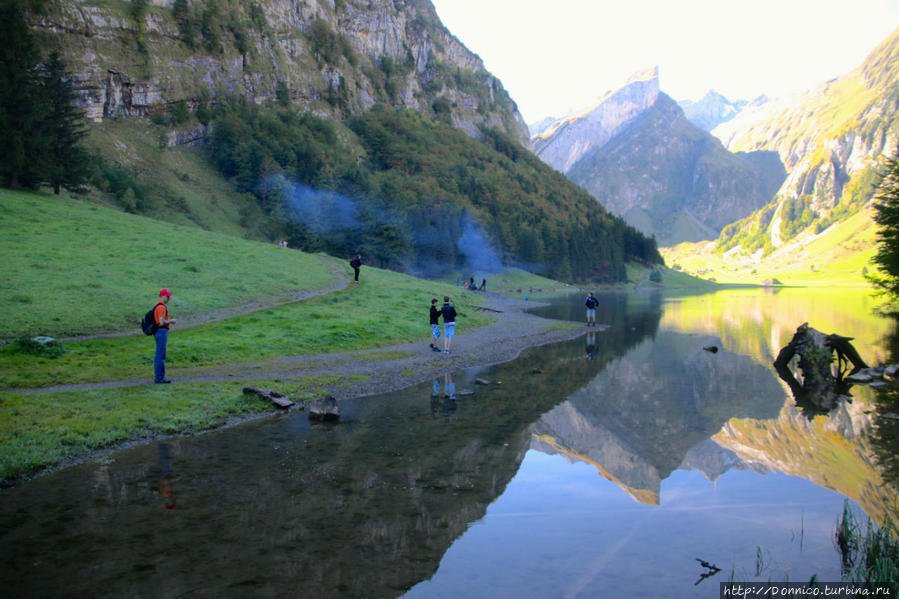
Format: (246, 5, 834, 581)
(430, 373, 458, 419)
(158, 442, 177, 510)
(443, 373, 456, 399)
(585, 331, 597, 360)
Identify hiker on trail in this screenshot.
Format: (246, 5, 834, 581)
(350, 254, 362, 283)
(429, 297, 442, 352)
(585, 292, 598, 327)
(479, 278, 487, 291)
(153, 289, 177, 384)
(441, 295, 457, 354)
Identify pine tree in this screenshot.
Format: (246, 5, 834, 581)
(40, 52, 89, 194)
(0, 0, 46, 188)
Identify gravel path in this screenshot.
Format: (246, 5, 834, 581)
(13, 294, 592, 398)
(56, 256, 350, 343)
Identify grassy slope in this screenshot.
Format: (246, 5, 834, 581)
(82, 119, 270, 238)
(0, 187, 333, 337)
(661, 208, 877, 286)
(0, 188, 518, 482)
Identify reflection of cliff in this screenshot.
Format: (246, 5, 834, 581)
(0, 322, 668, 598)
(714, 387, 899, 525)
(532, 331, 784, 504)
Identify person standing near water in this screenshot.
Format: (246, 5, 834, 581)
(585, 292, 598, 327)
(429, 297, 442, 352)
(153, 289, 177, 383)
(441, 295, 457, 354)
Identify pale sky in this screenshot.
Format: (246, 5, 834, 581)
(430, 0, 899, 124)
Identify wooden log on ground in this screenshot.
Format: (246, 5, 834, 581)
(242, 387, 294, 409)
(475, 306, 503, 313)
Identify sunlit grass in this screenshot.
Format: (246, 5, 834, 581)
(0, 189, 336, 338)
(0, 266, 492, 389)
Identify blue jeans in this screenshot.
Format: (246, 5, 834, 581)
(154, 327, 168, 382)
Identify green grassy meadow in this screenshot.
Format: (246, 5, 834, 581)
(661, 208, 878, 287)
(0, 188, 334, 338)
(0, 189, 500, 482)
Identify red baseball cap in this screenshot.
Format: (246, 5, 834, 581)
(159, 289, 172, 297)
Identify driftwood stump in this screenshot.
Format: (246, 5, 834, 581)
(773, 323, 868, 413)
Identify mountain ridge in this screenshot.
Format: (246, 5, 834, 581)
(532, 71, 785, 245)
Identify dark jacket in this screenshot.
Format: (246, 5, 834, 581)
(430, 305, 441, 325)
(585, 296, 598, 309)
(441, 303, 457, 323)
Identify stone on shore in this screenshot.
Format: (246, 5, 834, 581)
(308, 396, 340, 421)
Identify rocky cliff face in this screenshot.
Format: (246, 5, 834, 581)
(28, 0, 528, 143)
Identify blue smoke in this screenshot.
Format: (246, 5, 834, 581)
(457, 214, 502, 274)
(277, 178, 360, 233)
(267, 175, 506, 274)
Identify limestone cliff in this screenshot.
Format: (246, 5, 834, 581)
(28, 0, 528, 143)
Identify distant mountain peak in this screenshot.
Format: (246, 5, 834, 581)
(531, 67, 661, 172)
(626, 65, 660, 86)
(679, 90, 746, 132)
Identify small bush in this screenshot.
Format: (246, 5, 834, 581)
(13, 337, 66, 358)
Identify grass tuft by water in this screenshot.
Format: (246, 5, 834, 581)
(836, 500, 899, 584)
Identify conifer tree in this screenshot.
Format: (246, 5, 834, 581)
(0, 0, 46, 188)
(870, 154, 899, 299)
(39, 52, 89, 194)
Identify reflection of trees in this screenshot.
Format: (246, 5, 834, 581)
(869, 318, 899, 489)
(0, 300, 664, 598)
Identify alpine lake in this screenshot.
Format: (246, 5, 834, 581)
(2, 287, 898, 598)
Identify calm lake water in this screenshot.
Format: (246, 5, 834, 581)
(2, 288, 898, 598)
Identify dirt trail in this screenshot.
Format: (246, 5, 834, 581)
(13, 294, 594, 399)
(57, 256, 350, 343)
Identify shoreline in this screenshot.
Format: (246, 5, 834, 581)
(3, 294, 592, 488)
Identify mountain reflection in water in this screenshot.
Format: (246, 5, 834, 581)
(1, 289, 897, 597)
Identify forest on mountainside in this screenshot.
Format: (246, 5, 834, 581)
(209, 102, 662, 280)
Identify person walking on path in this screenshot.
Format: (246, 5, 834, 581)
(440, 295, 457, 354)
(350, 254, 362, 283)
(153, 289, 177, 383)
(585, 292, 599, 327)
(429, 298, 442, 352)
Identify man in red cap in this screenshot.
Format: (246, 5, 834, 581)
(153, 289, 177, 384)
